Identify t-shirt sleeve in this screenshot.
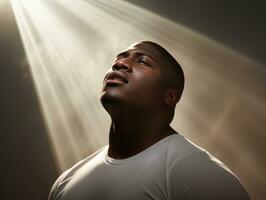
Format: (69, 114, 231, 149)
(48, 177, 60, 200)
(167, 152, 251, 200)
(48, 169, 70, 200)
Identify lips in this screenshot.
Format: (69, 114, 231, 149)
(104, 71, 128, 85)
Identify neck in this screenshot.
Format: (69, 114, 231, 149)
(107, 115, 176, 159)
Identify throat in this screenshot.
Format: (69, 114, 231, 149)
(107, 122, 176, 159)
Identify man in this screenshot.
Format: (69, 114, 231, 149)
(49, 41, 250, 200)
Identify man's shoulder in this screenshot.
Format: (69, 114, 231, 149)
(48, 146, 107, 200)
(61, 145, 107, 179)
(166, 134, 206, 167)
(165, 135, 250, 199)
(166, 134, 232, 174)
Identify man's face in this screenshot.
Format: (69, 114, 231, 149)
(101, 42, 166, 111)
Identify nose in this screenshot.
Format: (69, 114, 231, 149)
(112, 58, 132, 72)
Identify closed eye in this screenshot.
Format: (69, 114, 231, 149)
(137, 60, 149, 65)
(136, 57, 152, 67)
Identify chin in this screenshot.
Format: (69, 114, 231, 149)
(100, 92, 122, 107)
(100, 93, 127, 120)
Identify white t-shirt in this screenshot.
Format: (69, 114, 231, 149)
(49, 134, 250, 200)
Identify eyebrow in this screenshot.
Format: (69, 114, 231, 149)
(116, 50, 157, 63)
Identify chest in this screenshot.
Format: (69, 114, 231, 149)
(60, 156, 168, 200)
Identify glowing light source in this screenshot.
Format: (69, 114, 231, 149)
(10, 0, 266, 198)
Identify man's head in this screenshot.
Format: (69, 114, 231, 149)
(101, 41, 184, 122)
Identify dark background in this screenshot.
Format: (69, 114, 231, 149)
(126, 0, 266, 66)
(0, 0, 265, 199)
(0, 1, 58, 199)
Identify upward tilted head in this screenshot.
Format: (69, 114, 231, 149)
(101, 41, 184, 122)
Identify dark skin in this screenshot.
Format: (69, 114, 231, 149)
(100, 42, 179, 159)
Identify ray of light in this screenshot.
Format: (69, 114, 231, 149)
(11, 0, 266, 198)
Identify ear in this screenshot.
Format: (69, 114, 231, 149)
(163, 88, 179, 106)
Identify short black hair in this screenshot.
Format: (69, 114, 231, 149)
(137, 41, 185, 102)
